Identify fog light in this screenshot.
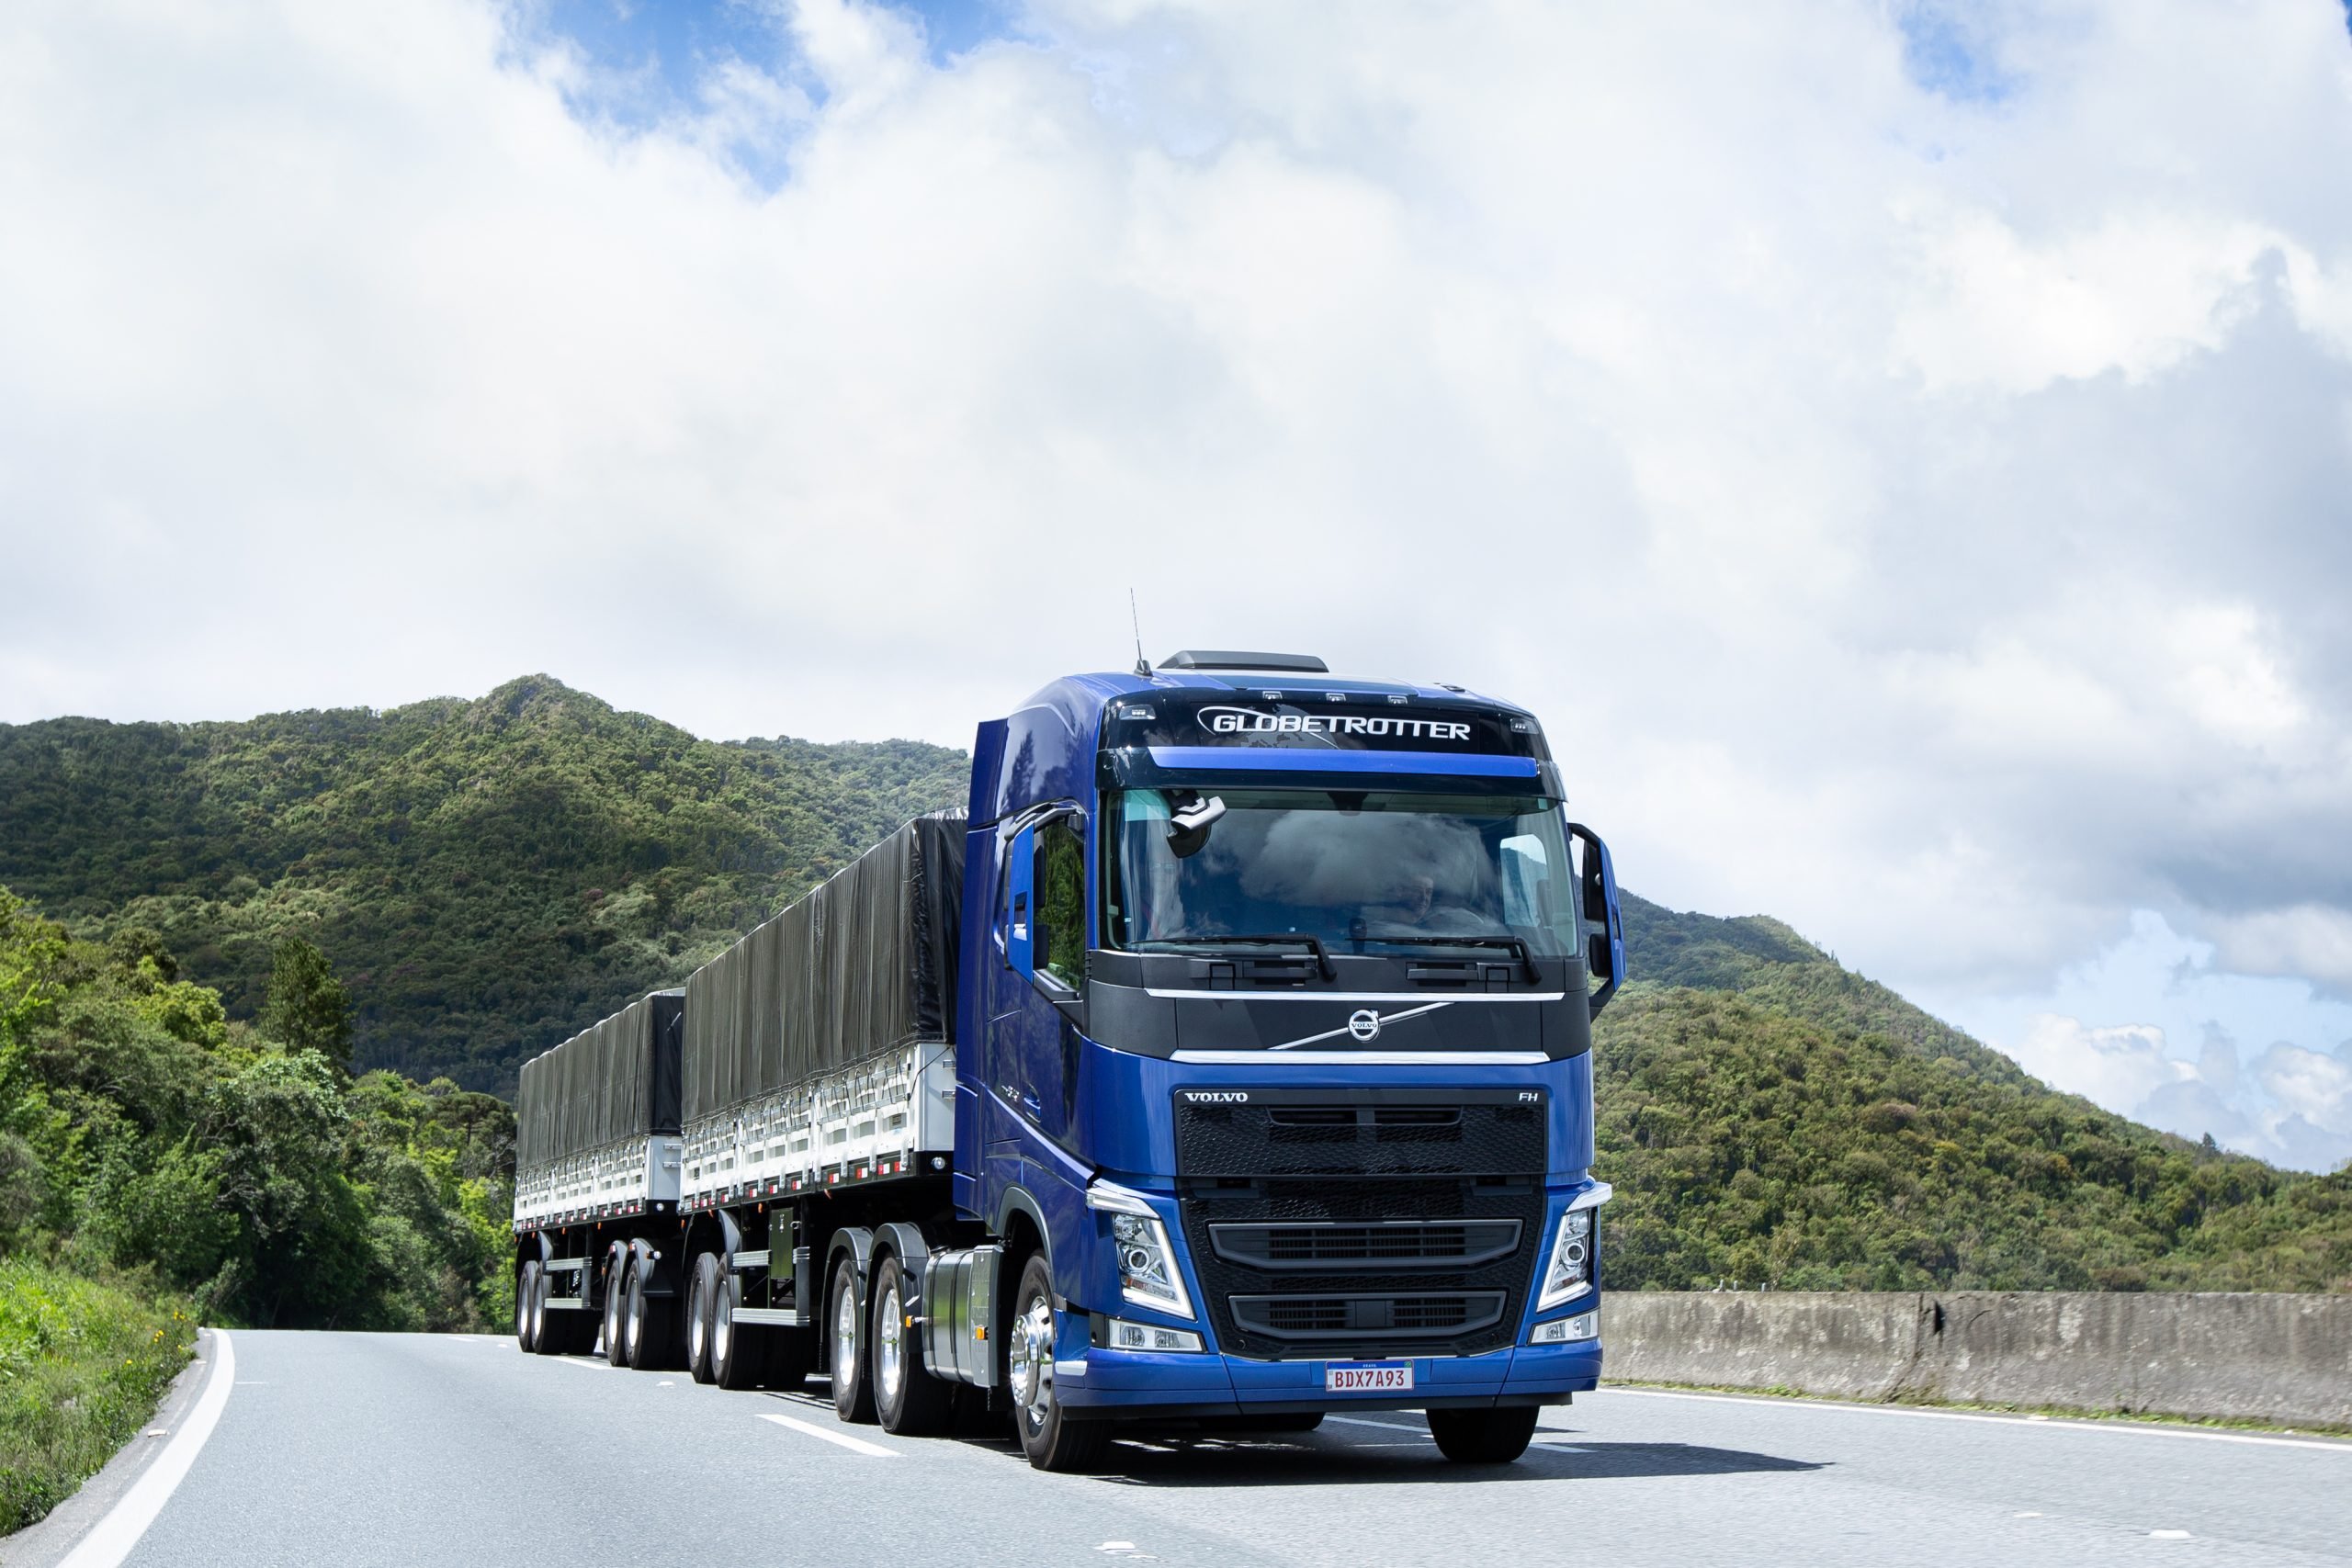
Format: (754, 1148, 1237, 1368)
(1105, 1317, 1204, 1353)
(1530, 1311, 1599, 1345)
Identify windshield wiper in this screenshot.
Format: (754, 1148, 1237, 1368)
(1141, 933, 1337, 981)
(1354, 934, 1541, 984)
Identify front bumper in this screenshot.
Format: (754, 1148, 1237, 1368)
(1050, 1336, 1602, 1417)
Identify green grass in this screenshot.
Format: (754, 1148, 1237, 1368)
(0, 1258, 197, 1535)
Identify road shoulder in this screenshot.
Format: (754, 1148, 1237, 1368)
(0, 1329, 222, 1568)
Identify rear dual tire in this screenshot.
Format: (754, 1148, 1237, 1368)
(870, 1254, 955, 1436)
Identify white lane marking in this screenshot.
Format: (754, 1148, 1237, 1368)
(552, 1356, 613, 1372)
(757, 1412, 901, 1458)
(1324, 1416, 1427, 1435)
(59, 1329, 235, 1568)
(1600, 1387, 2352, 1454)
(2151, 1530, 2192, 1540)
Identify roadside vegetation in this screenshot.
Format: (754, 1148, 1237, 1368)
(1, 887, 514, 1333)
(0, 1258, 197, 1535)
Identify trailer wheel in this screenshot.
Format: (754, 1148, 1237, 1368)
(601, 1248, 630, 1366)
(687, 1253, 720, 1384)
(530, 1266, 567, 1357)
(624, 1261, 676, 1371)
(711, 1272, 765, 1390)
(828, 1258, 877, 1424)
(1009, 1253, 1109, 1472)
(516, 1260, 542, 1353)
(1426, 1406, 1538, 1464)
(871, 1253, 954, 1436)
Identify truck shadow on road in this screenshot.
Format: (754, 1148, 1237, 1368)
(763, 1390, 1826, 1486)
(1073, 1434, 1827, 1487)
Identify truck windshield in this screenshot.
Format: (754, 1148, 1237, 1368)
(1102, 787, 1583, 960)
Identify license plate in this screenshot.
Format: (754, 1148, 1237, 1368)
(1325, 1360, 1413, 1393)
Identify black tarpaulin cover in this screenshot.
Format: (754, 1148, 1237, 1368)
(682, 810, 966, 1123)
(516, 990, 684, 1167)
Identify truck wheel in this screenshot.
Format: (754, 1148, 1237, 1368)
(1008, 1253, 1109, 1472)
(713, 1272, 765, 1389)
(516, 1261, 542, 1352)
(687, 1253, 719, 1384)
(624, 1263, 676, 1371)
(871, 1254, 954, 1435)
(1426, 1406, 1539, 1463)
(530, 1267, 566, 1357)
(829, 1258, 877, 1424)
(602, 1248, 630, 1366)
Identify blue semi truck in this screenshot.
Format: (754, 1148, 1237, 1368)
(511, 650, 1623, 1469)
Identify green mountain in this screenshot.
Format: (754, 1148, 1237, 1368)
(0, 677, 968, 1091)
(1602, 898, 2351, 1292)
(2, 677, 2344, 1293)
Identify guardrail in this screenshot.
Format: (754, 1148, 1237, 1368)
(1605, 1292, 2352, 1429)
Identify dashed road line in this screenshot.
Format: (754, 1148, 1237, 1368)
(1324, 1416, 1428, 1435)
(757, 1411, 901, 1458)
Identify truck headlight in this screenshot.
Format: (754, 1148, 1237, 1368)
(1536, 1182, 1611, 1311)
(1087, 1179, 1195, 1319)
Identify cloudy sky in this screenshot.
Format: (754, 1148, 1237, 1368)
(4, 0, 2349, 1168)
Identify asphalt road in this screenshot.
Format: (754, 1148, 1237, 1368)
(24, 1329, 2352, 1568)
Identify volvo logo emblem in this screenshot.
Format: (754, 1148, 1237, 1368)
(1347, 1009, 1382, 1043)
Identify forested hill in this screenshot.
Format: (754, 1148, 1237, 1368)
(0, 677, 967, 1090)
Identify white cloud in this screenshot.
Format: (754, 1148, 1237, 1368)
(4, 0, 2352, 1162)
(2213, 905, 2352, 990)
(2012, 1013, 2193, 1114)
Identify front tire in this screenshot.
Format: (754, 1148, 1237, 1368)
(1008, 1253, 1108, 1472)
(872, 1254, 954, 1435)
(830, 1258, 877, 1424)
(1427, 1406, 1538, 1463)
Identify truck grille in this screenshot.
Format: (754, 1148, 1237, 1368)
(1230, 1292, 1509, 1340)
(1174, 1090, 1547, 1360)
(1208, 1220, 1522, 1270)
(1177, 1092, 1544, 1179)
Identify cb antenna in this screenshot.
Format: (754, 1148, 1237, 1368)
(1129, 589, 1150, 677)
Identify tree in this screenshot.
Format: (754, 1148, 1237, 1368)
(259, 939, 353, 1074)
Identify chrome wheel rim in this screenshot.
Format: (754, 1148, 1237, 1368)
(833, 1280, 858, 1391)
(713, 1280, 733, 1369)
(690, 1277, 707, 1365)
(1009, 1292, 1055, 1430)
(605, 1269, 624, 1349)
(627, 1284, 643, 1358)
(875, 1279, 904, 1404)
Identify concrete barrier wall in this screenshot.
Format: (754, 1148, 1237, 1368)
(1606, 1292, 2352, 1428)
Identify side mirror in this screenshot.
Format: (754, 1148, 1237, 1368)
(1566, 822, 1624, 1020)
